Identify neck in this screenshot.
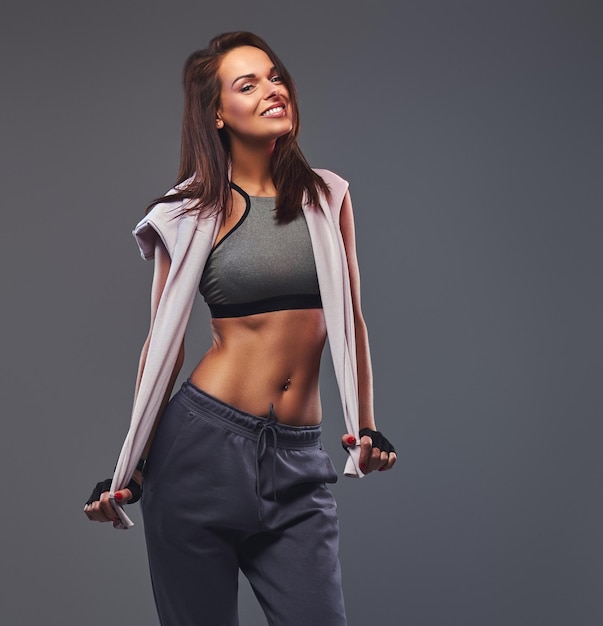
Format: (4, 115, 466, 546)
(229, 138, 277, 196)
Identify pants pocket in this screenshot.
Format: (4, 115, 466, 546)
(143, 396, 194, 497)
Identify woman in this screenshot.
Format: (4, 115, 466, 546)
(84, 31, 395, 626)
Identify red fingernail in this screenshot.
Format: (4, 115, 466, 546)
(378, 466, 386, 471)
(347, 436, 356, 445)
(114, 492, 123, 501)
(360, 463, 367, 471)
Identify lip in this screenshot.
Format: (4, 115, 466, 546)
(260, 102, 287, 117)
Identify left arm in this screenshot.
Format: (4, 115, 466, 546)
(339, 190, 396, 473)
(339, 190, 376, 431)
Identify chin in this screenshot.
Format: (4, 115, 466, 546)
(256, 126, 293, 143)
(272, 121, 294, 138)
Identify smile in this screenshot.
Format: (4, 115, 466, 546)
(260, 105, 286, 117)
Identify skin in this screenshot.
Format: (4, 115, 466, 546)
(84, 45, 395, 525)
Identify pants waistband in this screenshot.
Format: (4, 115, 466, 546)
(178, 380, 321, 450)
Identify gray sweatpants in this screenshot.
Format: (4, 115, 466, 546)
(141, 381, 347, 626)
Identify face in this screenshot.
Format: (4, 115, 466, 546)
(216, 46, 293, 146)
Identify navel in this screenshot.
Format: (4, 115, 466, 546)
(282, 377, 292, 391)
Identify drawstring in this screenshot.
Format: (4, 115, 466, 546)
(255, 403, 279, 525)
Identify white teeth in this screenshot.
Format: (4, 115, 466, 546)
(262, 106, 284, 116)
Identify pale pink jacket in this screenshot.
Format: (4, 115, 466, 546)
(111, 169, 363, 529)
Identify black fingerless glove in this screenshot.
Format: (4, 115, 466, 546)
(359, 428, 396, 455)
(85, 477, 143, 505)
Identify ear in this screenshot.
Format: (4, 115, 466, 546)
(216, 115, 224, 129)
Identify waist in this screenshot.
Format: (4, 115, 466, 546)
(190, 309, 326, 424)
(179, 380, 322, 448)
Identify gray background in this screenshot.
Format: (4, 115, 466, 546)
(1, 1, 602, 624)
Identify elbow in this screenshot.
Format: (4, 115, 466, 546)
(354, 313, 369, 346)
(353, 307, 368, 332)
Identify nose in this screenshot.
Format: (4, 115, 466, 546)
(264, 81, 282, 100)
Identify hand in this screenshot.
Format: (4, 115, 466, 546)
(341, 430, 396, 474)
(83, 478, 140, 526)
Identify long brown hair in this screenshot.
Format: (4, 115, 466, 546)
(146, 31, 330, 222)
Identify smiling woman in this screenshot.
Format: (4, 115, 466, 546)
(217, 46, 293, 143)
(83, 30, 395, 626)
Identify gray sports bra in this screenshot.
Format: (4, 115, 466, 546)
(199, 182, 322, 318)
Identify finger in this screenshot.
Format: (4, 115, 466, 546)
(340, 433, 357, 448)
(95, 491, 120, 523)
(378, 451, 397, 472)
(367, 446, 384, 473)
(99, 491, 116, 520)
(359, 435, 373, 473)
(85, 497, 118, 523)
(84, 492, 109, 522)
(113, 488, 133, 505)
(380, 450, 389, 467)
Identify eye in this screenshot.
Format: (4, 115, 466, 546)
(240, 82, 255, 93)
(270, 74, 282, 83)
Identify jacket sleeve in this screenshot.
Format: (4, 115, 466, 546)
(132, 186, 191, 260)
(308, 168, 363, 478)
(312, 168, 350, 221)
(133, 220, 159, 261)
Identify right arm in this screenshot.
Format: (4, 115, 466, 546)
(84, 238, 184, 523)
(133, 237, 185, 473)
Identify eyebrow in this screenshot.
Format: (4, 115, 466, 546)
(231, 66, 277, 87)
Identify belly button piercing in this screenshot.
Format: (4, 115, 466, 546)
(283, 377, 291, 391)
